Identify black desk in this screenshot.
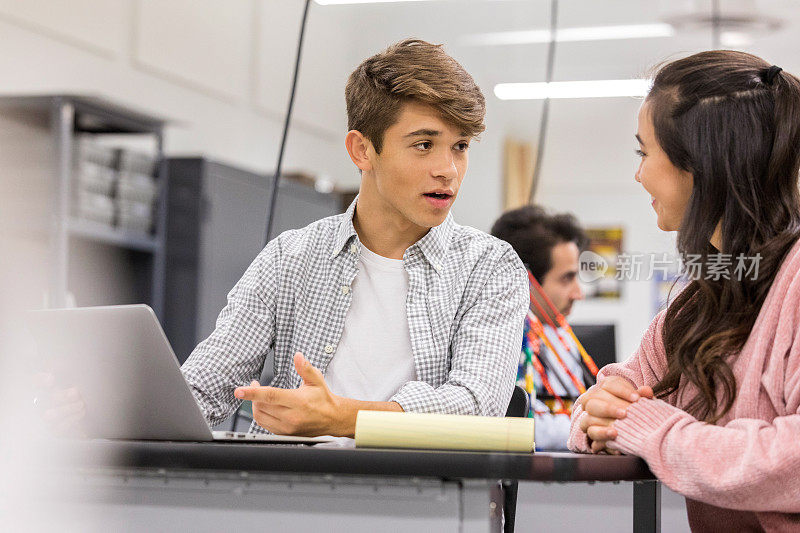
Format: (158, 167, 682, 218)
(52, 440, 660, 532)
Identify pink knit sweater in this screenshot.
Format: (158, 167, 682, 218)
(568, 239, 800, 532)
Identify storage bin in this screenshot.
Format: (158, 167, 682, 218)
(118, 150, 157, 175)
(76, 190, 114, 226)
(118, 171, 158, 204)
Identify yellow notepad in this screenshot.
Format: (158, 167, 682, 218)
(355, 411, 535, 453)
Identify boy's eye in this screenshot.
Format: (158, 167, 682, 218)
(455, 142, 470, 151)
(415, 141, 432, 151)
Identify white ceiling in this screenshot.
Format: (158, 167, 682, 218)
(312, 0, 800, 89)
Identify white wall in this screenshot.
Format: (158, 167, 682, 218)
(0, 0, 359, 182)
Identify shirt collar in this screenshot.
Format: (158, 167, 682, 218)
(408, 212, 454, 273)
(331, 195, 455, 272)
(331, 197, 359, 259)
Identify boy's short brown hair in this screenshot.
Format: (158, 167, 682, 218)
(345, 38, 486, 154)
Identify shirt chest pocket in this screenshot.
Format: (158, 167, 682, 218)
(419, 288, 461, 382)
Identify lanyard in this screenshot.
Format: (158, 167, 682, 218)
(527, 270, 600, 376)
(523, 328, 568, 413)
(528, 312, 586, 394)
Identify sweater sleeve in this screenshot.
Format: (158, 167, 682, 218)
(607, 274, 800, 513)
(609, 397, 800, 512)
(571, 245, 800, 510)
(567, 311, 668, 452)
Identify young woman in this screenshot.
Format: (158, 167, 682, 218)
(569, 50, 800, 531)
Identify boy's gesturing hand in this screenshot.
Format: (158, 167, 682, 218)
(234, 352, 348, 437)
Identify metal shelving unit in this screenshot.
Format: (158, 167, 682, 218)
(163, 157, 355, 364)
(67, 218, 161, 253)
(0, 94, 168, 318)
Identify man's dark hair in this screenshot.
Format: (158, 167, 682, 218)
(490, 205, 588, 282)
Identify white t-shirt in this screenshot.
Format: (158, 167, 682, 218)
(325, 244, 417, 402)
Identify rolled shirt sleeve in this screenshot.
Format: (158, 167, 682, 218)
(180, 240, 280, 427)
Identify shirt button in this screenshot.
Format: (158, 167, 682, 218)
(324, 344, 335, 354)
(350, 244, 358, 254)
(434, 263, 443, 271)
(341, 285, 350, 295)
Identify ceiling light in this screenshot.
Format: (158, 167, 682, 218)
(315, 0, 429, 5)
(720, 31, 754, 47)
(494, 79, 652, 100)
(463, 23, 674, 46)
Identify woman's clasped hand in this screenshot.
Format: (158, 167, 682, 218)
(577, 376, 654, 454)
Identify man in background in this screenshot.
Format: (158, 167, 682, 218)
(491, 205, 592, 449)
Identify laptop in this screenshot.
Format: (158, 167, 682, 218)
(27, 304, 333, 445)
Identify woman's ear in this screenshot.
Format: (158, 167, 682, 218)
(345, 130, 374, 172)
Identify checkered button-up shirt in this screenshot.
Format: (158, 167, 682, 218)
(181, 199, 529, 433)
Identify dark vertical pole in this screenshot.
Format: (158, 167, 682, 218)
(51, 97, 74, 309)
(528, 0, 559, 203)
(633, 480, 661, 533)
(263, 0, 312, 246)
(232, 0, 312, 432)
(152, 127, 167, 320)
(501, 480, 518, 533)
(711, 0, 721, 49)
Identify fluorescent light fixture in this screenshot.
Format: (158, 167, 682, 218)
(720, 31, 754, 47)
(494, 79, 652, 100)
(315, 0, 429, 4)
(463, 23, 674, 46)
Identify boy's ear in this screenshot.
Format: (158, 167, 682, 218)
(345, 130, 374, 172)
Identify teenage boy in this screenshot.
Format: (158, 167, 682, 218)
(43, 39, 529, 438)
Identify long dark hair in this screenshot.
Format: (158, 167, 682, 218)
(647, 50, 800, 423)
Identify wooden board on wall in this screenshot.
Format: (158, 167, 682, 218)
(503, 138, 535, 210)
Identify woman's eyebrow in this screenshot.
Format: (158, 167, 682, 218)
(635, 133, 646, 146)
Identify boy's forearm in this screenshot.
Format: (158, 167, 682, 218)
(332, 397, 404, 438)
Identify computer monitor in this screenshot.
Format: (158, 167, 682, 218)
(569, 323, 617, 371)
